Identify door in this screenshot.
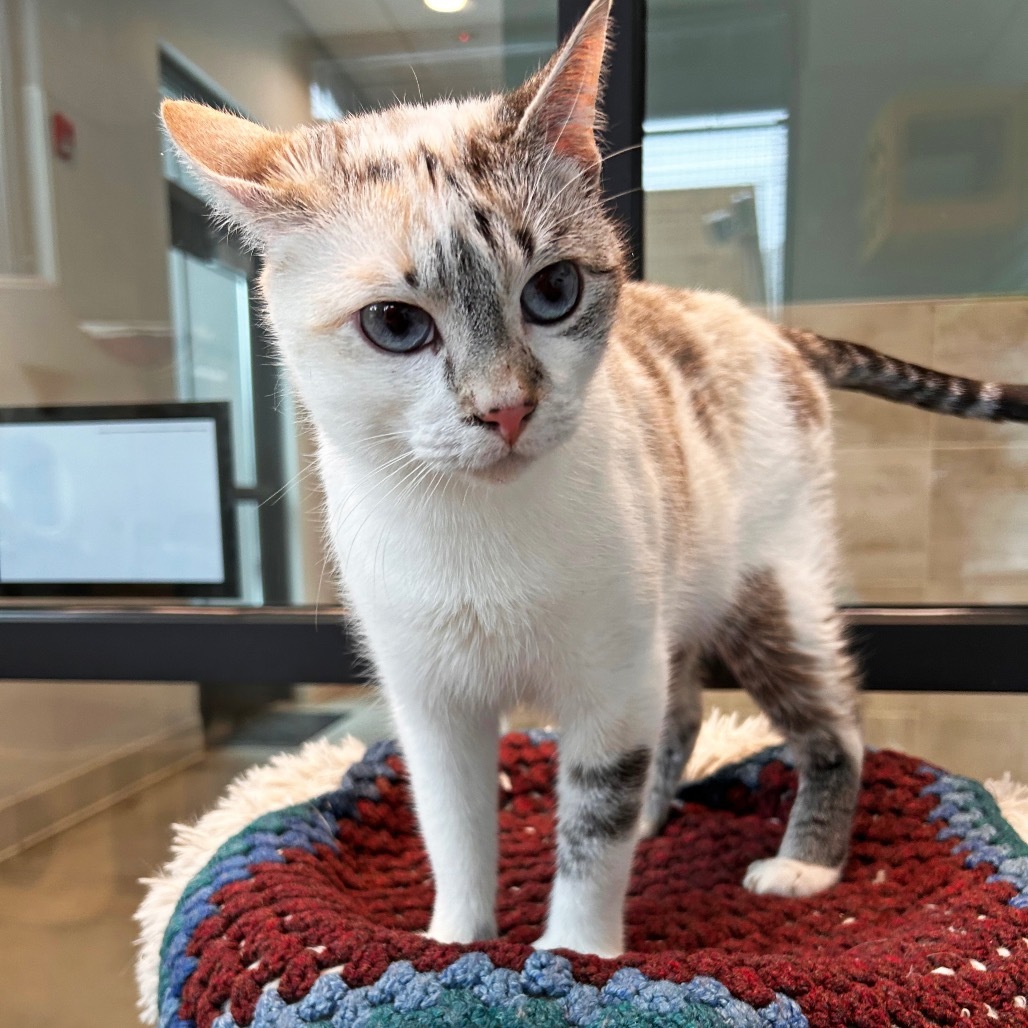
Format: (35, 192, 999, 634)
(162, 58, 293, 605)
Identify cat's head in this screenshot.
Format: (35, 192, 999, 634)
(162, 0, 622, 483)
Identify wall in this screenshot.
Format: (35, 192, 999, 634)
(644, 228, 1028, 604)
(0, 0, 318, 855)
(782, 297, 1028, 604)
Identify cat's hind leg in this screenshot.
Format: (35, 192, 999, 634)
(712, 566, 862, 898)
(638, 648, 703, 839)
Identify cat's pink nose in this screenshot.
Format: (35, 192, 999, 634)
(477, 403, 535, 446)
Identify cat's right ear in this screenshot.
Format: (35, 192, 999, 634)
(161, 100, 324, 235)
(513, 0, 612, 178)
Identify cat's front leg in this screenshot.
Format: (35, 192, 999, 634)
(534, 647, 665, 958)
(390, 691, 500, 943)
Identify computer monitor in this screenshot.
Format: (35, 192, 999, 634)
(0, 402, 238, 598)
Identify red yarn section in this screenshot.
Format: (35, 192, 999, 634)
(182, 739, 1028, 1028)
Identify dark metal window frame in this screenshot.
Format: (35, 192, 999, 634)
(0, 607, 1026, 693)
(167, 182, 293, 604)
(1, 2, 1026, 693)
(559, 0, 644, 279)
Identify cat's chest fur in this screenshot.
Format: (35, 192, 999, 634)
(319, 436, 657, 700)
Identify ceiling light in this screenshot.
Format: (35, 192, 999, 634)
(424, 0, 468, 12)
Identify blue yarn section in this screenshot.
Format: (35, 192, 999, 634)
(919, 764, 1028, 909)
(676, 746, 789, 807)
(156, 742, 401, 1028)
(204, 953, 808, 1027)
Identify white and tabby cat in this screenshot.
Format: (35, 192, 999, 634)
(162, 0, 1028, 958)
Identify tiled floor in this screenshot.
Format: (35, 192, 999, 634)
(0, 687, 392, 1028)
(0, 749, 263, 1028)
(1, 689, 1025, 1028)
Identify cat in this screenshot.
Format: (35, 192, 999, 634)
(161, 0, 1028, 959)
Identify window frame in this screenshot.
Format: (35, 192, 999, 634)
(0, 0, 55, 282)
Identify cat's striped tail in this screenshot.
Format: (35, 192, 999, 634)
(784, 327, 1028, 422)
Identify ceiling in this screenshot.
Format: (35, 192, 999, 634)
(289, 0, 512, 36)
(287, 0, 555, 108)
(284, 0, 1028, 118)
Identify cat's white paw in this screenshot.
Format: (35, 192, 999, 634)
(743, 857, 841, 897)
(637, 814, 661, 840)
(422, 916, 497, 945)
(532, 928, 623, 959)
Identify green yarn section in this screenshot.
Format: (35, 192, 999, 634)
(360, 990, 731, 1027)
(952, 774, 1028, 858)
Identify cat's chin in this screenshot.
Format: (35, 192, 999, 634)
(467, 451, 533, 484)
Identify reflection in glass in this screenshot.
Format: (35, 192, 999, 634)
(644, 110, 788, 309)
(168, 251, 256, 487)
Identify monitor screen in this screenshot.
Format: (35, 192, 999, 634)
(0, 403, 237, 597)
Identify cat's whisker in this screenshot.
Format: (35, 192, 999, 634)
(601, 141, 644, 165)
(533, 150, 643, 230)
(346, 452, 423, 518)
(533, 152, 610, 225)
(374, 463, 445, 595)
(323, 464, 415, 565)
(331, 453, 421, 543)
(341, 458, 430, 574)
(374, 464, 433, 571)
(260, 460, 318, 509)
(418, 463, 448, 513)
(602, 185, 643, 205)
(356, 429, 413, 445)
(534, 141, 644, 229)
(460, 474, 475, 511)
(336, 450, 419, 509)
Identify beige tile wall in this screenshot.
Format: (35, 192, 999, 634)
(704, 690, 1028, 782)
(783, 297, 1028, 604)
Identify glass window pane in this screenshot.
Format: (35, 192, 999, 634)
(168, 249, 257, 487)
(236, 497, 264, 605)
(0, 0, 556, 611)
(645, 111, 789, 306)
(0, 17, 557, 1015)
(646, 0, 1028, 605)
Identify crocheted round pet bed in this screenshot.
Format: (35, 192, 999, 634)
(139, 728, 1028, 1028)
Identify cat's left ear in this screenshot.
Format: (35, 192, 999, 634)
(515, 0, 611, 177)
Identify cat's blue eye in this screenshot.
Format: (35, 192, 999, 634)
(358, 302, 436, 353)
(521, 261, 581, 324)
